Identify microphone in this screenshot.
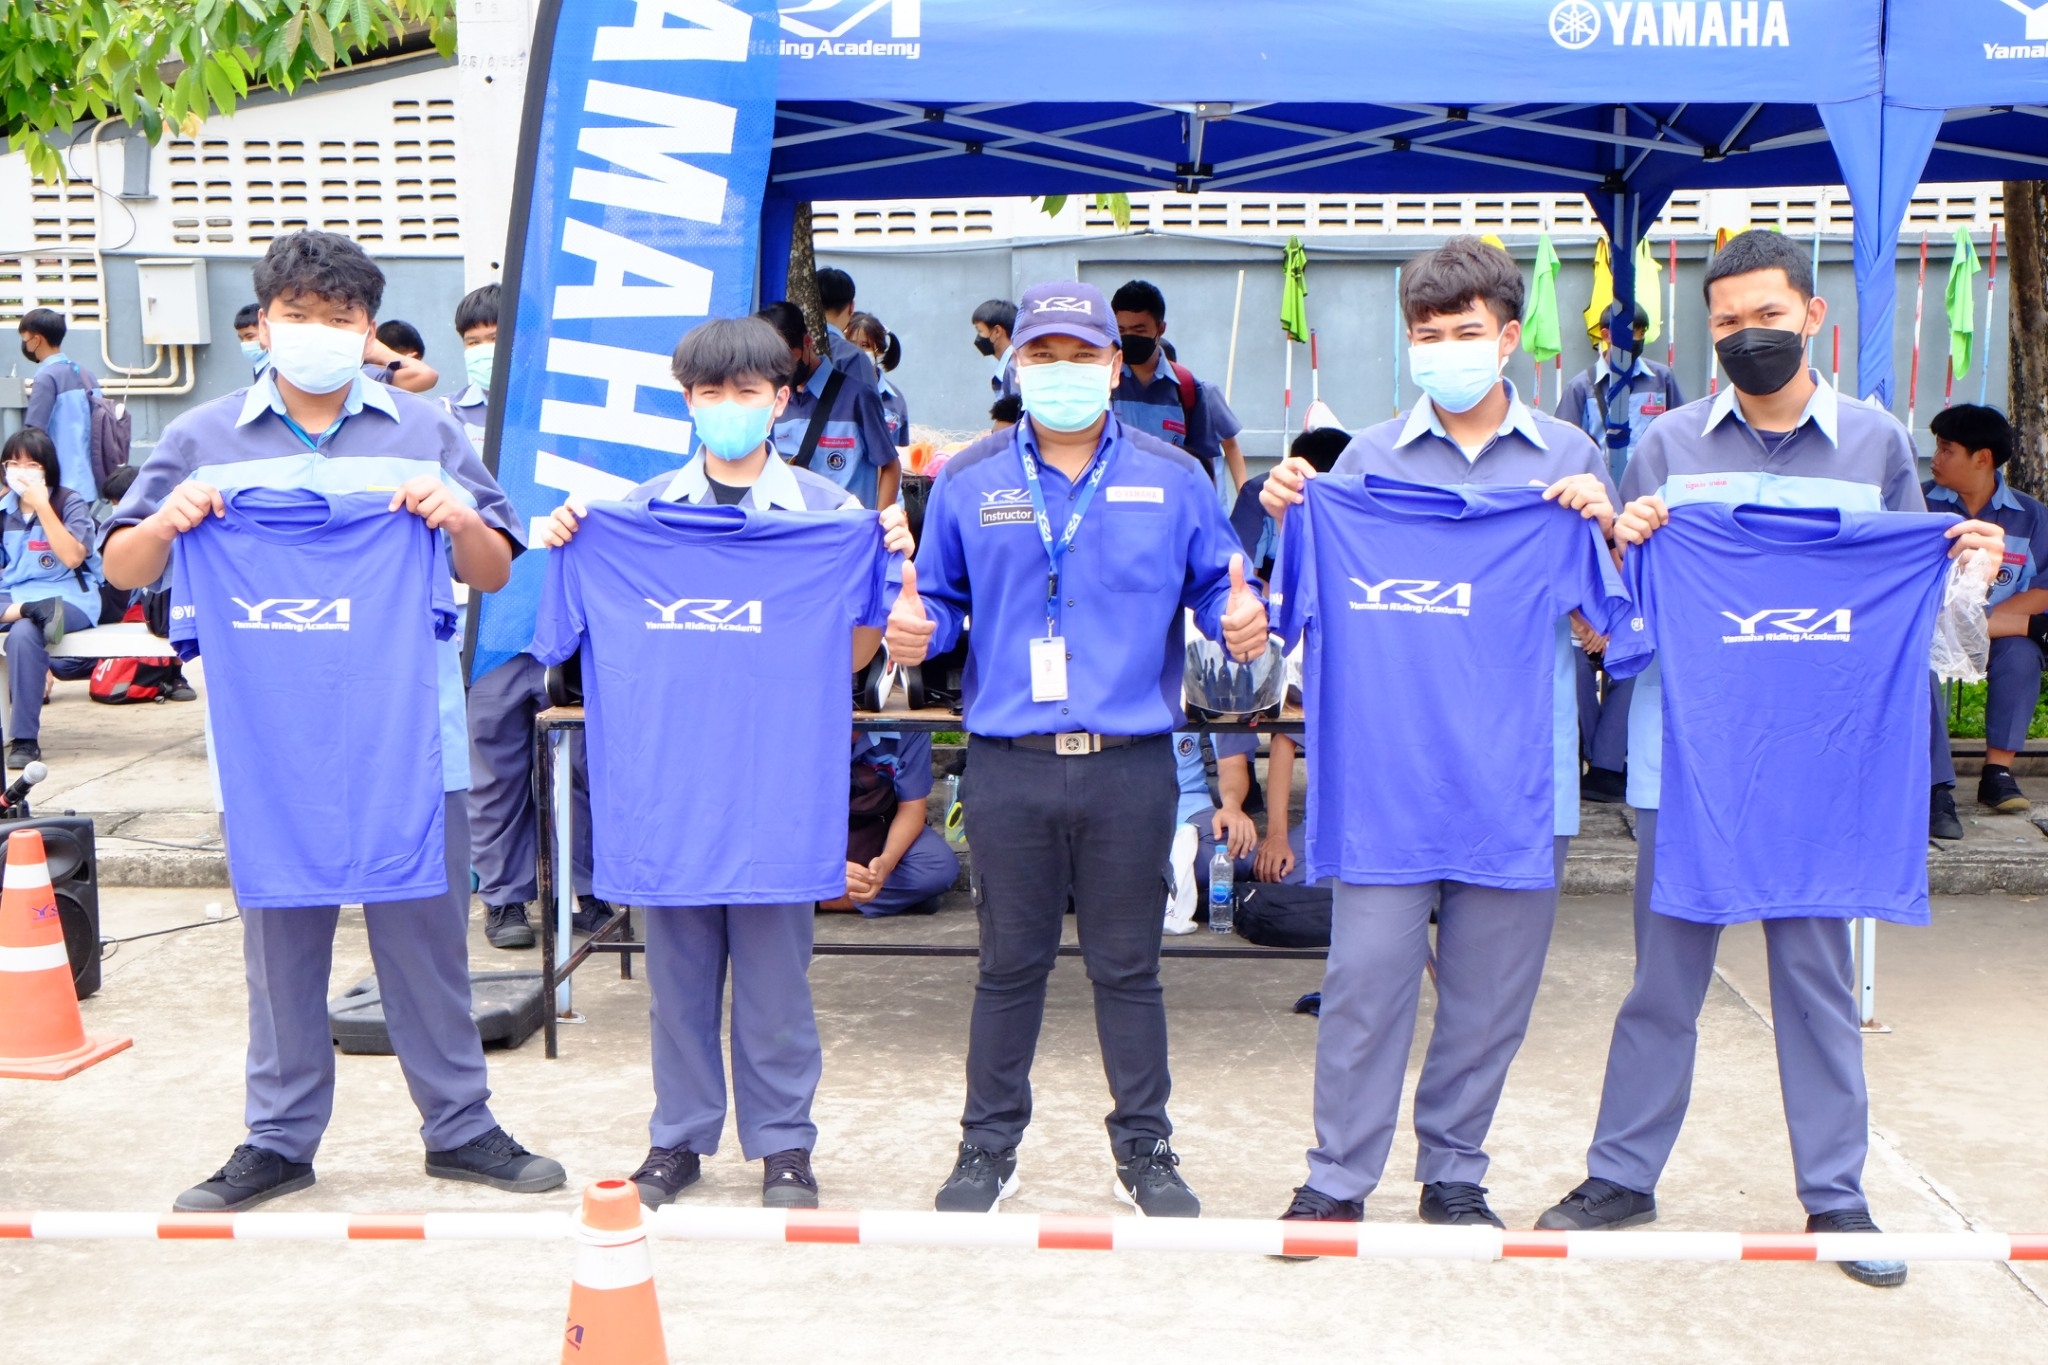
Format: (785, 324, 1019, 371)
(3, 760, 48, 811)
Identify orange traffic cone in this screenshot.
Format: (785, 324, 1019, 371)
(561, 1179, 667, 1364)
(0, 828, 130, 1079)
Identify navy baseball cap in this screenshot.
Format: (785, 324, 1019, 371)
(1010, 282, 1120, 350)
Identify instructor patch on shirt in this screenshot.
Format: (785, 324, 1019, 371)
(979, 488, 1036, 527)
(1105, 486, 1165, 504)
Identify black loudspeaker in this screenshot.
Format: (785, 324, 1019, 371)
(0, 817, 101, 999)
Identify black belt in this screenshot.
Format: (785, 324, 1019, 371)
(980, 732, 1156, 756)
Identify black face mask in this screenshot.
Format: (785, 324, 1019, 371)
(973, 334, 996, 357)
(19, 341, 36, 363)
(1119, 334, 1158, 366)
(1713, 327, 1807, 397)
(791, 356, 816, 389)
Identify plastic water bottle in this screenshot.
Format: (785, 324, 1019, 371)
(1208, 842, 1235, 934)
(942, 775, 967, 847)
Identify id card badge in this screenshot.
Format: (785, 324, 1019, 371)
(1030, 636, 1070, 702)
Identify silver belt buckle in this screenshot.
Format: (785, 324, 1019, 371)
(1054, 731, 1096, 756)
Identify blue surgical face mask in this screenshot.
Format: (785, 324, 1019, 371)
(690, 397, 776, 461)
(239, 339, 267, 365)
(265, 320, 369, 395)
(1407, 337, 1505, 415)
(464, 342, 497, 392)
(1017, 359, 1113, 433)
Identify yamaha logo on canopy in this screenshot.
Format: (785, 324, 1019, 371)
(1550, 1, 1794, 49)
(1988, 0, 2048, 59)
(779, 0, 921, 60)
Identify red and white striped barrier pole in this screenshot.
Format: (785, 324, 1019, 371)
(6, 1208, 2046, 1264)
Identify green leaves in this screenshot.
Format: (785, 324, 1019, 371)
(2, 0, 459, 181)
(1030, 191, 1134, 232)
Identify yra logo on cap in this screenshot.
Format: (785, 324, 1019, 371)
(1032, 296, 1097, 314)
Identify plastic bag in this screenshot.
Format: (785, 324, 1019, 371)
(1929, 548, 1995, 682)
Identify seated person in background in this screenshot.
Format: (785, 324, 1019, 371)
(1923, 404, 2048, 814)
(989, 393, 1022, 431)
(823, 730, 961, 916)
(1164, 732, 1261, 934)
(0, 426, 100, 768)
(1252, 731, 1310, 886)
(1233, 427, 1350, 580)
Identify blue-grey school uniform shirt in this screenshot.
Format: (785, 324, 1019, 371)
(773, 362, 900, 509)
(1, 488, 100, 616)
(102, 371, 524, 792)
(1112, 361, 1241, 477)
(913, 414, 1250, 739)
(1923, 475, 2047, 609)
(1616, 372, 1924, 811)
(1322, 383, 1618, 837)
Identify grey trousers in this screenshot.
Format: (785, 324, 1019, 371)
(1984, 635, 2044, 754)
(1304, 838, 1567, 1202)
(1574, 650, 1633, 774)
(3, 600, 93, 740)
(241, 794, 497, 1163)
(640, 901, 821, 1159)
(960, 734, 1178, 1156)
(1585, 808, 1869, 1214)
(466, 654, 591, 906)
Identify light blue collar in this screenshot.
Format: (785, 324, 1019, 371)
(236, 370, 399, 429)
(1702, 368, 1838, 446)
(661, 447, 809, 512)
(1927, 473, 2021, 514)
(1394, 379, 1547, 455)
(803, 363, 833, 399)
(452, 382, 487, 409)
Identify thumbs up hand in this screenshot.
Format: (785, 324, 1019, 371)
(1219, 554, 1269, 662)
(887, 560, 936, 666)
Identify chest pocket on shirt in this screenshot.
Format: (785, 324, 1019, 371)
(1096, 506, 1174, 593)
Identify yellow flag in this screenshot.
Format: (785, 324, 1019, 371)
(1583, 239, 1613, 342)
(1479, 233, 1508, 253)
(1635, 237, 1662, 346)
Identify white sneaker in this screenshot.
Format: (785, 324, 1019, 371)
(1163, 824, 1198, 934)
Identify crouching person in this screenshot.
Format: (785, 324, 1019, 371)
(824, 729, 960, 916)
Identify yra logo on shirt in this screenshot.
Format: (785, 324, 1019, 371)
(779, 0, 921, 60)
(1719, 607, 1853, 643)
(645, 597, 764, 633)
(980, 487, 1036, 527)
(1346, 577, 1474, 617)
(230, 597, 351, 632)
(1549, 1, 1791, 50)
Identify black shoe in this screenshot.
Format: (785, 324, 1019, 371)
(1806, 1207, 1908, 1287)
(165, 682, 198, 702)
(572, 895, 615, 935)
(1930, 784, 1964, 841)
(484, 902, 535, 950)
(762, 1148, 820, 1209)
(7, 739, 40, 771)
(1113, 1139, 1200, 1218)
(1272, 1184, 1364, 1260)
(1977, 765, 2031, 814)
(1419, 1181, 1505, 1228)
(173, 1143, 314, 1212)
(1581, 766, 1627, 804)
(424, 1125, 566, 1193)
(630, 1145, 700, 1208)
(1534, 1176, 1657, 1231)
(934, 1142, 1019, 1213)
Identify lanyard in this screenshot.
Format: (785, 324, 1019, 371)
(1019, 431, 1112, 637)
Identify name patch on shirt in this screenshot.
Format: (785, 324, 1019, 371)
(817, 436, 855, 449)
(979, 488, 1036, 527)
(1105, 486, 1165, 504)
(1162, 419, 1188, 437)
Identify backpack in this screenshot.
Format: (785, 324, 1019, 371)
(1233, 882, 1334, 949)
(88, 601, 184, 705)
(64, 362, 131, 493)
(1167, 361, 1198, 431)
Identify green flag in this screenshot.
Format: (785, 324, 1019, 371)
(1945, 226, 1983, 378)
(1523, 233, 1562, 364)
(1281, 236, 1309, 343)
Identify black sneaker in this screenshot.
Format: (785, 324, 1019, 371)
(7, 739, 40, 771)
(630, 1145, 700, 1208)
(484, 902, 535, 950)
(165, 682, 198, 702)
(1273, 1185, 1364, 1261)
(572, 895, 615, 935)
(1534, 1176, 1657, 1231)
(762, 1148, 820, 1209)
(934, 1142, 1019, 1213)
(424, 1125, 566, 1193)
(1581, 766, 1628, 804)
(1419, 1180, 1505, 1228)
(1806, 1207, 1908, 1287)
(173, 1143, 315, 1213)
(1977, 765, 2031, 814)
(1113, 1139, 1200, 1218)
(1930, 784, 1965, 841)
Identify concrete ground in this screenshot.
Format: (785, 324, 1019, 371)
(4, 883, 2046, 1363)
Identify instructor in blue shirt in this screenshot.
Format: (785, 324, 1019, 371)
(887, 282, 1268, 1218)
(1531, 230, 2003, 1289)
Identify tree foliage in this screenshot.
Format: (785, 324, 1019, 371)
(1, 0, 457, 181)
(1033, 192, 1133, 232)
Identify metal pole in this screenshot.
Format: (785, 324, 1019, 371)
(1980, 222, 2000, 407)
(1907, 232, 1929, 432)
(1391, 264, 1403, 416)
(1224, 268, 1244, 404)
(1281, 341, 1293, 456)
(1857, 917, 1890, 1034)
(553, 730, 577, 1021)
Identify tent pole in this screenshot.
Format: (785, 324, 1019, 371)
(1908, 232, 1928, 434)
(1224, 268, 1245, 404)
(1282, 342, 1293, 456)
(1391, 265, 1403, 417)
